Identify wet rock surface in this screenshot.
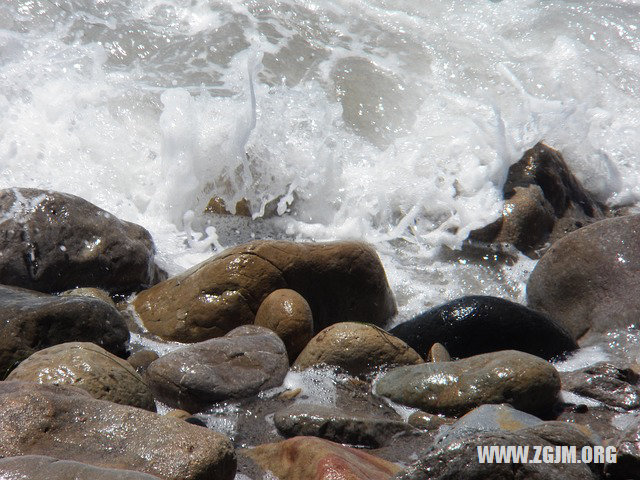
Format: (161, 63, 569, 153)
(273, 403, 412, 447)
(133, 240, 396, 343)
(0, 456, 162, 480)
(0, 381, 236, 480)
(7, 341, 155, 410)
(527, 214, 640, 340)
(0, 284, 129, 377)
(0, 188, 165, 294)
(242, 436, 401, 480)
(254, 288, 314, 361)
(470, 142, 604, 256)
(375, 350, 561, 416)
(606, 416, 640, 479)
(294, 322, 423, 375)
(389, 295, 577, 360)
(146, 325, 288, 412)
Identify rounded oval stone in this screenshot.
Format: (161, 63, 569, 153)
(255, 289, 313, 361)
(293, 322, 423, 375)
(375, 350, 561, 416)
(7, 342, 156, 411)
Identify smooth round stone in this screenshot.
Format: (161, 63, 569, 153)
(255, 289, 313, 361)
(293, 322, 423, 375)
(127, 349, 159, 375)
(427, 343, 451, 362)
(60, 287, 115, 307)
(7, 342, 155, 411)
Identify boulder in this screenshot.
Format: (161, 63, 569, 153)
(255, 288, 314, 361)
(0, 456, 161, 480)
(0, 381, 236, 480)
(606, 416, 640, 479)
(561, 362, 640, 410)
(389, 296, 576, 360)
(7, 342, 155, 411)
(527, 214, 640, 340)
(294, 322, 423, 375)
(242, 436, 401, 480)
(470, 142, 604, 256)
(375, 350, 561, 416)
(273, 403, 411, 447)
(0, 188, 165, 294)
(133, 240, 396, 343)
(0, 285, 128, 377)
(145, 325, 288, 412)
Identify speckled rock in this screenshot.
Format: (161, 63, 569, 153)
(133, 240, 396, 343)
(7, 342, 155, 411)
(0, 188, 165, 294)
(0, 456, 161, 480)
(255, 289, 314, 361)
(146, 325, 288, 412)
(375, 350, 561, 416)
(273, 403, 411, 447)
(0, 381, 236, 480)
(243, 436, 401, 480)
(469, 142, 604, 256)
(294, 322, 423, 375)
(389, 295, 577, 360)
(527, 214, 640, 340)
(0, 285, 128, 377)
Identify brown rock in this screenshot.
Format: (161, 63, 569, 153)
(255, 288, 313, 361)
(0, 188, 165, 294)
(0, 381, 236, 480)
(243, 436, 401, 480)
(7, 342, 155, 411)
(133, 241, 396, 343)
(527, 214, 640, 339)
(61, 287, 115, 307)
(407, 411, 449, 431)
(127, 349, 159, 375)
(294, 322, 423, 375)
(470, 143, 604, 256)
(165, 409, 192, 420)
(427, 343, 451, 362)
(145, 325, 289, 412)
(205, 196, 252, 216)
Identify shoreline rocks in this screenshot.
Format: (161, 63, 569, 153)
(133, 240, 396, 343)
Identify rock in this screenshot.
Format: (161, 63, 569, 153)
(146, 325, 288, 412)
(0, 285, 129, 377)
(255, 288, 314, 361)
(0, 456, 161, 480)
(273, 403, 411, 448)
(527, 214, 640, 340)
(294, 322, 423, 375)
(127, 349, 159, 375)
(407, 411, 450, 431)
(243, 436, 401, 480)
(519, 421, 600, 450)
(205, 196, 252, 216)
(393, 430, 599, 480)
(606, 416, 640, 479)
(6, 342, 155, 411)
(165, 409, 193, 420)
(375, 350, 561, 416)
(61, 287, 115, 306)
(561, 362, 640, 410)
(389, 296, 577, 360)
(0, 187, 165, 294)
(469, 142, 604, 256)
(0, 381, 236, 480)
(427, 343, 450, 362)
(133, 240, 396, 343)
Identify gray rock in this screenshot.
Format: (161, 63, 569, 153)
(561, 362, 640, 410)
(375, 350, 561, 416)
(127, 349, 159, 375)
(527, 214, 640, 340)
(146, 325, 288, 412)
(0, 456, 161, 480)
(7, 342, 155, 411)
(0, 284, 128, 377)
(0, 381, 236, 480)
(0, 188, 165, 294)
(393, 430, 599, 480)
(273, 403, 411, 447)
(606, 416, 640, 479)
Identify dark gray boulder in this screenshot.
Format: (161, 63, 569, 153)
(389, 295, 577, 360)
(0, 188, 165, 294)
(0, 284, 128, 377)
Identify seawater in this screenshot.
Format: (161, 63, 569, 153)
(2, 0, 640, 399)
